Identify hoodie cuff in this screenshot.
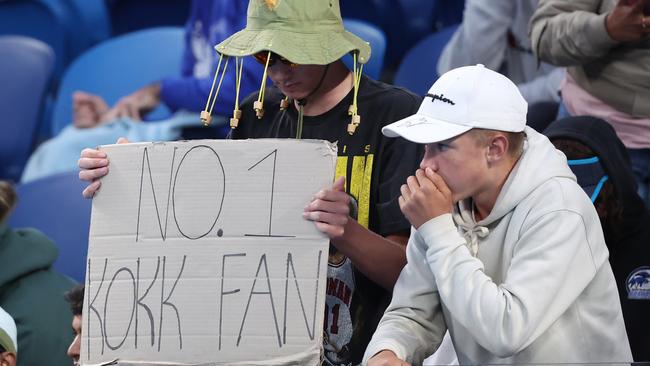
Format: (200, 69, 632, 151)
(416, 213, 462, 252)
(363, 341, 408, 365)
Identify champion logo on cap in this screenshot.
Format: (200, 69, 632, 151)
(425, 93, 455, 106)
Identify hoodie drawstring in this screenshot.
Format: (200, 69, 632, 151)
(453, 208, 489, 257)
(201, 53, 230, 126)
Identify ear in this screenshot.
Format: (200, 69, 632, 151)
(0, 352, 17, 366)
(486, 134, 509, 163)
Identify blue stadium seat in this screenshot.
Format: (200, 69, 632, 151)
(392, 0, 439, 61)
(433, 0, 466, 29)
(7, 172, 92, 282)
(393, 25, 459, 96)
(0, 0, 69, 78)
(50, 27, 185, 135)
(339, 0, 391, 29)
(342, 19, 387, 80)
(0, 0, 112, 80)
(0, 36, 55, 181)
(107, 0, 190, 35)
(64, 0, 112, 49)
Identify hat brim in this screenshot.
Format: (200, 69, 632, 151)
(382, 113, 472, 144)
(215, 28, 371, 65)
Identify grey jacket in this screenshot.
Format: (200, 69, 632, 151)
(529, 0, 650, 118)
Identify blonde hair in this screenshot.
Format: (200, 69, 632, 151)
(0, 181, 16, 223)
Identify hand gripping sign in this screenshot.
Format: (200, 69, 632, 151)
(82, 139, 336, 365)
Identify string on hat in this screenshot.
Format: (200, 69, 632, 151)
(254, 51, 272, 119)
(296, 99, 305, 139)
(200, 53, 230, 126)
(230, 57, 245, 129)
(347, 52, 363, 135)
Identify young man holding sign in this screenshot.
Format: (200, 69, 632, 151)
(363, 64, 632, 365)
(79, 0, 422, 364)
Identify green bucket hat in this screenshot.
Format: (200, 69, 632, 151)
(215, 0, 371, 65)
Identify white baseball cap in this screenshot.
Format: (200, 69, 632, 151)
(0, 307, 17, 354)
(383, 64, 527, 143)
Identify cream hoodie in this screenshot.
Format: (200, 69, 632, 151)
(363, 128, 632, 365)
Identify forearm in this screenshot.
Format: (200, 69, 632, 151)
(530, 0, 617, 66)
(331, 220, 407, 291)
(364, 230, 446, 365)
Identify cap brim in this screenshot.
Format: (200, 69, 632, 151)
(215, 28, 371, 65)
(382, 113, 472, 144)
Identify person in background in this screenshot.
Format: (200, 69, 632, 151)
(0, 307, 17, 366)
(530, 0, 650, 206)
(438, 0, 564, 130)
(64, 285, 84, 366)
(544, 116, 650, 361)
(0, 181, 76, 366)
(21, 0, 264, 183)
(363, 64, 631, 365)
(77, 0, 262, 129)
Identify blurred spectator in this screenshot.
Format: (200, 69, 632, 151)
(438, 0, 565, 130)
(0, 181, 76, 366)
(530, 0, 650, 206)
(64, 285, 84, 366)
(20, 0, 263, 183)
(545, 116, 650, 362)
(0, 307, 17, 366)
(99, 0, 261, 124)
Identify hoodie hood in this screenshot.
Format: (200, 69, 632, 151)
(465, 126, 576, 225)
(0, 223, 58, 290)
(543, 116, 648, 241)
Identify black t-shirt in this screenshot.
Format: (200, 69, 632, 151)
(232, 76, 423, 365)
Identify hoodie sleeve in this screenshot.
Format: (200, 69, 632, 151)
(363, 227, 447, 365)
(159, 0, 264, 115)
(415, 210, 601, 357)
(529, 0, 618, 66)
(159, 59, 263, 116)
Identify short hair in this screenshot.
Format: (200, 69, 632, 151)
(64, 285, 85, 316)
(468, 128, 526, 158)
(0, 181, 16, 223)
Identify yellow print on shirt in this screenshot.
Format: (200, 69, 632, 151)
(335, 154, 374, 228)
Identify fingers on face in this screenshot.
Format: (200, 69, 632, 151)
(427, 171, 452, 197)
(406, 174, 420, 192)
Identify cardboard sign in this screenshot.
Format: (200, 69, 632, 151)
(82, 139, 337, 365)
